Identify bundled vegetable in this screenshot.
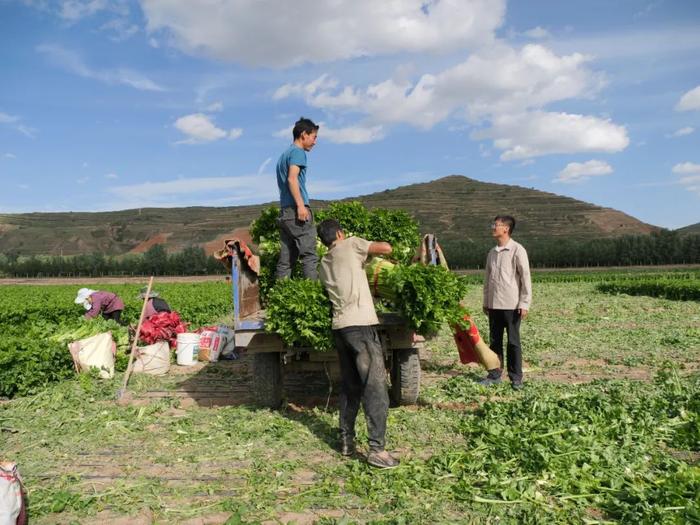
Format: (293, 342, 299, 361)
(263, 279, 333, 351)
(138, 311, 188, 348)
(49, 318, 129, 350)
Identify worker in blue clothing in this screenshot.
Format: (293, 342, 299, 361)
(275, 117, 320, 280)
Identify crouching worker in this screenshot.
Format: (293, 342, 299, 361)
(74, 288, 125, 324)
(317, 219, 399, 469)
(138, 287, 171, 320)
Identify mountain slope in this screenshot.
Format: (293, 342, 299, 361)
(0, 175, 660, 256)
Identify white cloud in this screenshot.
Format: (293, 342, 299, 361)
(523, 26, 550, 39)
(17, 184, 30, 190)
(205, 101, 224, 112)
(274, 122, 384, 144)
(100, 18, 139, 41)
(109, 175, 277, 203)
(275, 43, 605, 131)
(322, 125, 385, 144)
(37, 44, 166, 92)
(76, 176, 90, 184)
(257, 158, 272, 176)
(474, 112, 629, 160)
(140, 0, 506, 67)
(173, 113, 242, 144)
(0, 111, 36, 138)
(670, 126, 694, 137)
(672, 162, 700, 175)
(0, 112, 19, 124)
(554, 159, 613, 184)
(59, 0, 109, 21)
(4, 153, 16, 159)
(676, 85, 700, 112)
(105, 173, 118, 179)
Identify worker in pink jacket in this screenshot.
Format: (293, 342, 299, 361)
(74, 288, 125, 324)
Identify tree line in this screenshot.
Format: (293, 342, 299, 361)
(0, 245, 227, 278)
(1, 231, 699, 277)
(443, 231, 700, 269)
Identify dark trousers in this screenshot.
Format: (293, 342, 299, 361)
(102, 310, 123, 325)
(333, 325, 389, 452)
(275, 206, 318, 280)
(487, 309, 522, 383)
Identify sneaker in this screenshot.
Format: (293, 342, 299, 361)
(339, 440, 355, 457)
(511, 382, 524, 391)
(367, 450, 400, 469)
(477, 376, 502, 386)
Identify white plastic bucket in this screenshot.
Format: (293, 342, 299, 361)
(176, 333, 200, 366)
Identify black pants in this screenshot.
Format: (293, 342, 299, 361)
(276, 206, 318, 280)
(102, 310, 124, 325)
(333, 325, 389, 452)
(487, 309, 522, 383)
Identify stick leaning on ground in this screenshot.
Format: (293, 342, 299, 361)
(116, 276, 153, 400)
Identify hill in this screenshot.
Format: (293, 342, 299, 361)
(677, 222, 700, 235)
(0, 175, 660, 256)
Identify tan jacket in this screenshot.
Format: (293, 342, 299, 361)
(483, 239, 532, 310)
(320, 236, 379, 329)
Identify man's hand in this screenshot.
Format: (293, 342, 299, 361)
(297, 205, 310, 222)
(519, 308, 528, 319)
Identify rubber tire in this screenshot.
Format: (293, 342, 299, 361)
(390, 348, 421, 405)
(251, 352, 283, 409)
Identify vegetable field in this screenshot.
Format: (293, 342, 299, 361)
(1, 272, 699, 524)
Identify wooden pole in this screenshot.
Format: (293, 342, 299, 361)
(116, 276, 153, 400)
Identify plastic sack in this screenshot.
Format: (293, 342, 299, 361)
(198, 330, 222, 362)
(132, 341, 170, 376)
(0, 461, 27, 525)
(216, 325, 238, 360)
(452, 315, 501, 370)
(68, 331, 116, 379)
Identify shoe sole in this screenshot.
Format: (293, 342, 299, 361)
(367, 461, 400, 469)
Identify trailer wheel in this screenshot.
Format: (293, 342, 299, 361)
(390, 348, 420, 405)
(251, 352, 283, 408)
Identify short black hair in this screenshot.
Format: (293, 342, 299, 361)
(293, 117, 319, 140)
(494, 215, 516, 234)
(317, 219, 342, 247)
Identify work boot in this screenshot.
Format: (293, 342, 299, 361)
(477, 368, 502, 386)
(511, 381, 524, 391)
(367, 450, 400, 469)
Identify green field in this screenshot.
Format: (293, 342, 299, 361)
(1, 274, 699, 524)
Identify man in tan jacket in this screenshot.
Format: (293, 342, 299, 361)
(481, 215, 532, 390)
(317, 218, 399, 469)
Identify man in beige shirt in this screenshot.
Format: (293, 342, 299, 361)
(481, 215, 532, 390)
(317, 218, 399, 469)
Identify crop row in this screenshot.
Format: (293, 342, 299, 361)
(0, 281, 233, 328)
(598, 279, 700, 302)
(458, 269, 700, 285)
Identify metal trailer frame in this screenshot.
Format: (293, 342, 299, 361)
(225, 240, 440, 408)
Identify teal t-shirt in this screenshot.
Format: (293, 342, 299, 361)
(276, 144, 309, 208)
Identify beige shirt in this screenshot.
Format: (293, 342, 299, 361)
(319, 236, 379, 329)
(483, 238, 532, 310)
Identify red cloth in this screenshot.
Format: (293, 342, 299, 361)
(452, 315, 482, 365)
(138, 311, 188, 348)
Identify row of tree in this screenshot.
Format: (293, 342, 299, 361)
(0, 245, 227, 278)
(1, 231, 699, 277)
(443, 231, 700, 269)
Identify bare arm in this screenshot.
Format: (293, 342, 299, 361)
(368, 242, 392, 256)
(287, 166, 309, 221)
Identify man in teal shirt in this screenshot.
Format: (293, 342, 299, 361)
(276, 117, 319, 280)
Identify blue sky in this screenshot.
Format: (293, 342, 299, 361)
(1, 0, 699, 229)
